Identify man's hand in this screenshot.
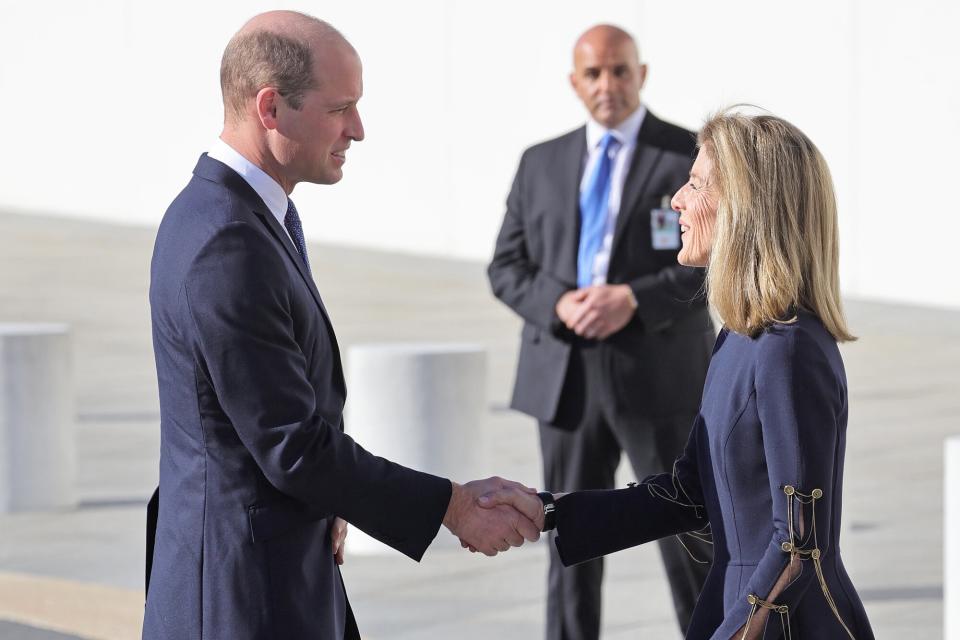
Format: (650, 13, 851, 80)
(477, 486, 547, 532)
(566, 284, 637, 340)
(443, 477, 540, 556)
(555, 289, 589, 327)
(330, 517, 348, 566)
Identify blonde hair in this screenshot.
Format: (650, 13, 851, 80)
(699, 108, 855, 342)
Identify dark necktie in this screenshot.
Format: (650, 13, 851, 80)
(284, 199, 311, 275)
(577, 132, 621, 288)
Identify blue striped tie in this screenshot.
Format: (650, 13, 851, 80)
(577, 132, 620, 288)
(284, 199, 312, 276)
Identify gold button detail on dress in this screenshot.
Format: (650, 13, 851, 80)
(781, 541, 793, 552)
(783, 485, 795, 496)
(812, 488, 823, 499)
(747, 594, 758, 605)
(811, 548, 821, 560)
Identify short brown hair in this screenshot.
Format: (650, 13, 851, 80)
(220, 29, 316, 122)
(699, 109, 855, 342)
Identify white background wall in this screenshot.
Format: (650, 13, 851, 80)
(1, 0, 957, 308)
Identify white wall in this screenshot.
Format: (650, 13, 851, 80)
(1, 0, 957, 308)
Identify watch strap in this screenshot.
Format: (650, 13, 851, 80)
(537, 491, 556, 532)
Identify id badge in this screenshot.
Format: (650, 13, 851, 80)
(650, 196, 680, 250)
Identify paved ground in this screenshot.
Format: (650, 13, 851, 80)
(0, 210, 957, 639)
(0, 622, 81, 640)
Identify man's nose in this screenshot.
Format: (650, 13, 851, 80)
(349, 108, 365, 142)
(598, 70, 613, 93)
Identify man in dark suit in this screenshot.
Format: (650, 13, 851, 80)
(487, 24, 714, 639)
(144, 11, 539, 640)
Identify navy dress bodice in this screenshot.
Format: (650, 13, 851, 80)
(553, 311, 875, 639)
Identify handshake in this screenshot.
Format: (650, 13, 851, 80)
(441, 477, 550, 556)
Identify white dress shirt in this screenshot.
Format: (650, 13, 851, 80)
(580, 104, 647, 285)
(207, 138, 294, 243)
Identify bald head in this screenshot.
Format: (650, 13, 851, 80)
(569, 24, 646, 128)
(220, 10, 353, 123)
(235, 10, 344, 46)
(573, 24, 640, 65)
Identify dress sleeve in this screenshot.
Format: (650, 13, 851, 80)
(553, 418, 709, 566)
(710, 325, 845, 639)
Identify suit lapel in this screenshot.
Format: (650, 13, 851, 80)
(193, 154, 346, 394)
(252, 207, 346, 393)
(610, 114, 665, 260)
(562, 128, 588, 285)
(254, 206, 332, 320)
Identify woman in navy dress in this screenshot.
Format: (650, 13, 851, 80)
(480, 111, 875, 639)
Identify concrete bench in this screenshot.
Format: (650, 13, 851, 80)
(0, 324, 75, 513)
(345, 343, 487, 554)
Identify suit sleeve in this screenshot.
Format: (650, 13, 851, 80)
(627, 264, 707, 333)
(487, 150, 572, 331)
(182, 221, 452, 561)
(710, 328, 842, 639)
(553, 421, 709, 566)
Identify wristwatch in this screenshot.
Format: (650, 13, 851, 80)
(537, 492, 556, 532)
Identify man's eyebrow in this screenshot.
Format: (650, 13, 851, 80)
(326, 96, 359, 108)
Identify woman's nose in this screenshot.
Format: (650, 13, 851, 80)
(670, 189, 683, 212)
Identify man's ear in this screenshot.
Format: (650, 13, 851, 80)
(637, 64, 648, 90)
(568, 71, 578, 93)
(255, 87, 281, 130)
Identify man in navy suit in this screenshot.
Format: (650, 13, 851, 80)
(144, 11, 539, 640)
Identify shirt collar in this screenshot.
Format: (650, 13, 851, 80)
(207, 138, 289, 224)
(585, 104, 647, 152)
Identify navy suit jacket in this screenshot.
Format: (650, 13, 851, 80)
(552, 312, 875, 639)
(144, 154, 452, 640)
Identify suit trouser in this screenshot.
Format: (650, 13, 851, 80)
(539, 342, 712, 640)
